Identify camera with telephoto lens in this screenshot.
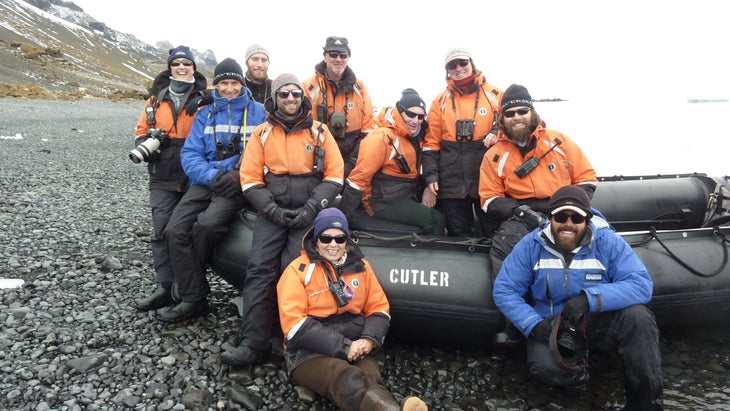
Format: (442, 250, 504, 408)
(455, 119, 475, 141)
(129, 128, 166, 164)
(515, 156, 539, 178)
(329, 279, 349, 307)
(329, 112, 347, 139)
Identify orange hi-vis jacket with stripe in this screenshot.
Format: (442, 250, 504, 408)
(277, 231, 390, 374)
(422, 72, 503, 199)
(239, 112, 344, 210)
(345, 106, 423, 215)
(303, 62, 376, 138)
(479, 125, 598, 219)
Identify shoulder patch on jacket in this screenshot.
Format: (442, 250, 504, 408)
(298, 263, 306, 272)
(492, 154, 500, 163)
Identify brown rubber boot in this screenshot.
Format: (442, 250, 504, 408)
(401, 396, 428, 411)
(358, 388, 400, 411)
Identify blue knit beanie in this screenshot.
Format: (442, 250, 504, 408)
(167, 45, 196, 71)
(313, 208, 350, 239)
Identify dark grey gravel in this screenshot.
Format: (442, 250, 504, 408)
(1, 98, 729, 411)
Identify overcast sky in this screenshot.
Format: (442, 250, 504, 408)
(69, 0, 729, 107)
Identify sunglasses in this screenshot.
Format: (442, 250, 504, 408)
(170, 60, 193, 67)
(503, 108, 532, 118)
(446, 59, 470, 70)
(277, 89, 304, 99)
(318, 233, 348, 244)
(552, 212, 586, 224)
(327, 52, 349, 59)
(403, 109, 425, 120)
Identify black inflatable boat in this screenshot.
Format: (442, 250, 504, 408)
(211, 174, 730, 346)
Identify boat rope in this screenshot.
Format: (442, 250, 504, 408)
(649, 227, 730, 278)
(350, 230, 489, 252)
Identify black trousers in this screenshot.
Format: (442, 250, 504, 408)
(239, 215, 307, 351)
(438, 197, 496, 237)
(149, 189, 184, 285)
(526, 305, 663, 410)
(165, 184, 244, 302)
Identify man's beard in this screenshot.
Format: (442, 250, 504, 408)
(505, 123, 532, 145)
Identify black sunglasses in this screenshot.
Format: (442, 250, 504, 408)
(318, 233, 348, 244)
(446, 59, 470, 70)
(170, 61, 193, 67)
(327, 52, 349, 59)
(277, 89, 303, 99)
(552, 212, 586, 224)
(403, 109, 425, 120)
(503, 108, 532, 118)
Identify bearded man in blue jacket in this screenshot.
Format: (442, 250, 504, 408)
(493, 185, 663, 410)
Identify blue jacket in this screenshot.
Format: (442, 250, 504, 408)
(182, 88, 266, 187)
(492, 210, 654, 337)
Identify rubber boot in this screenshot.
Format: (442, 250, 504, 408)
(358, 388, 399, 411)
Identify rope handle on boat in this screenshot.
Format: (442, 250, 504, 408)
(649, 227, 729, 278)
(350, 230, 486, 251)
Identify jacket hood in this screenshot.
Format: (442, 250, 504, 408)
(374, 106, 428, 142)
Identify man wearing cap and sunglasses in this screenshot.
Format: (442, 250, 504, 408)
(479, 83, 598, 347)
(303, 36, 376, 177)
(492, 185, 663, 410)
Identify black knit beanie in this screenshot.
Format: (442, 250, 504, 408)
(501, 84, 534, 111)
(213, 58, 244, 85)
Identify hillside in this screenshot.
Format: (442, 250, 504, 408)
(0, 0, 215, 100)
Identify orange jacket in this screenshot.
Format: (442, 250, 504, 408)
(302, 62, 376, 137)
(278, 253, 390, 338)
(479, 125, 598, 217)
(239, 117, 344, 208)
(346, 107, 423, 215)
(134, 99, 196, 141)
(422, 73, 503, 198)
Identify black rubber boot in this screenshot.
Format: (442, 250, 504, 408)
(134, 284, 173, 311)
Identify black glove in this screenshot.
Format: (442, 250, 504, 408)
(211, 170, 241, 199)
(267, 206, 299, 227)
(531, 318, 553, 342)
(147, 128, 170, 148)
(338, 185, 363, 219)
(289, 200, 319, 229)
(561, 293, 589, 325)
(185, 91, 212, 116)
(513, 205, 545, 230)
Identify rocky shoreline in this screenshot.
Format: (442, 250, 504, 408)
(1, 98, 729, 410)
